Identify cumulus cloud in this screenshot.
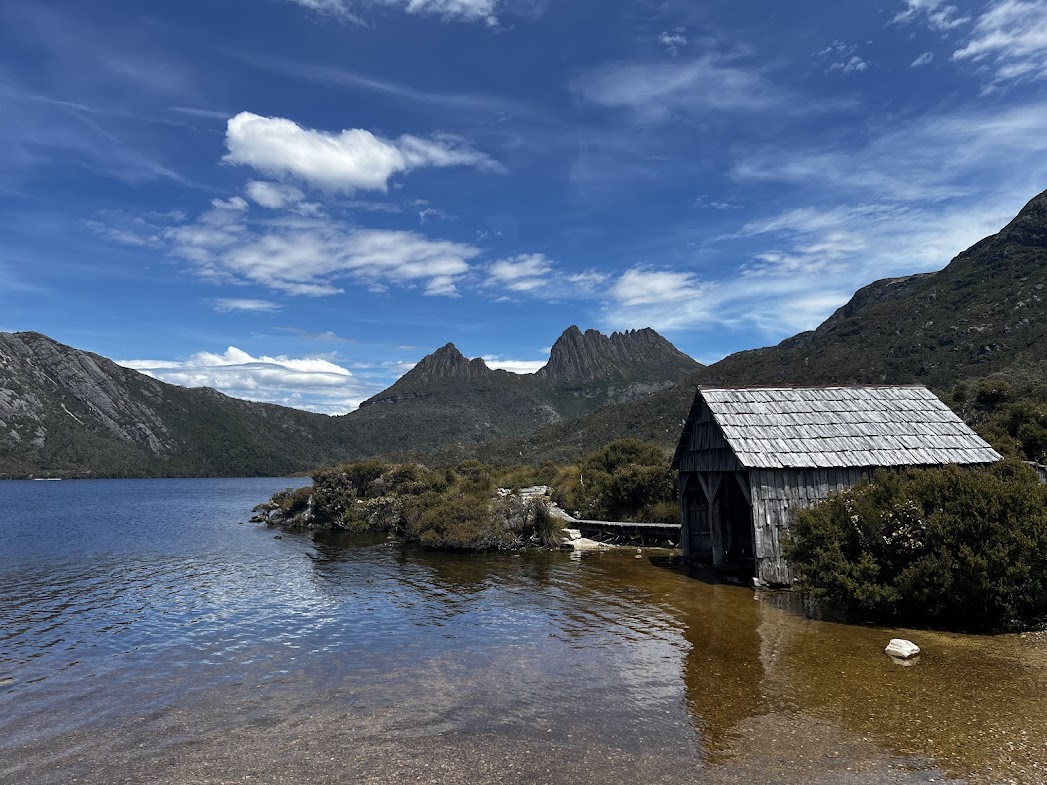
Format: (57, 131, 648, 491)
(223, 112, 503, 193)
(160, 199, 479, 297)
(484, 253, 609, 300)
(118, 346, 382, 413)
(952, 0, 1047, 89)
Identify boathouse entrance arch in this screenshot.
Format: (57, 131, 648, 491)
(680, 470, 754, 572)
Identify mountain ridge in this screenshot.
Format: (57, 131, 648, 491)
(0, 325, 700, 477)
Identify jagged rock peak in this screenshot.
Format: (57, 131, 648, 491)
(996, 188, 1047, 249)
(410, 342, 491, 381)
(537, 325, 700, 383)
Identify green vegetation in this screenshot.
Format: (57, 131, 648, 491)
(255, 459, 564, 551)
(256, 439, 679, 550)
(551, 439, 678, 524)
(785, 460, 1047, 630)
(952, 378, 1047, 465)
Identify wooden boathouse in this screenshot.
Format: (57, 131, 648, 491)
(672, 386, 1001, 586)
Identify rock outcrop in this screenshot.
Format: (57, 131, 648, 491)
(537, 326, 699, 384)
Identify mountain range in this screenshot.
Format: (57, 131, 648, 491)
(2, 188, 1045, 477)
(0, 325, 699, 477)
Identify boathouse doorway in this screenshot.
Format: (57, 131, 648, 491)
(682, 471, 754, 575)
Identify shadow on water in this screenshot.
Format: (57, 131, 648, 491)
(648, 551, 1047, 782)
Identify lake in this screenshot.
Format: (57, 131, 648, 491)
(1, 478, 1046, 784)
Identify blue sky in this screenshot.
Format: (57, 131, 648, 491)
(2, 0, 1046, 413)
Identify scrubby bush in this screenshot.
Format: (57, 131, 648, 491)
(555, 439, 676, 523)
(954, 377, 1047, 464)
(260, 459, 563, 551)
(785, 460, 1047, 630)
(405, 492, 507, 550)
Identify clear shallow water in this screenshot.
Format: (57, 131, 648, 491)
(1, 479, 1046, 784)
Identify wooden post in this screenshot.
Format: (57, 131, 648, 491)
(697, 473, 724, 565)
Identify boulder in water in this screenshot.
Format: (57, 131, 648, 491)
(885, 639, 920, 659)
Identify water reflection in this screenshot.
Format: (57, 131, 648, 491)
(3, 481, 1047, 784)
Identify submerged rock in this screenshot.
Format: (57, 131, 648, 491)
(885, 638, 920, 659)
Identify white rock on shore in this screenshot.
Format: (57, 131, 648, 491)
(885, 639, 920, 659)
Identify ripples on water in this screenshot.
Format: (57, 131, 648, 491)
(2, 479, 1046, 784)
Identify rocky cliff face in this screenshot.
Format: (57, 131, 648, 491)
(0, 331, 172, 455)
(0, 331, 363, 478)
(536, 326, 699, 383)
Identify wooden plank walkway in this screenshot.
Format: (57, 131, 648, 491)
(572, 519, 681, 547)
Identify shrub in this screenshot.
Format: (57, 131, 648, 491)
(407, 492, 509, 550)
(556, 439, 675, 522)
(785, 460, 1047, 630)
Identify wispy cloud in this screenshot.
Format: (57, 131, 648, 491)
(952, 0, 1047, 89)
(210, 298, 281, 312)
(283, 0, 502, 26)
(119, 346, 380, 413)
(814, 41, 869, 74)
(233, 53, 531, 118)
(161, 200, 479, 297)
(911, 52, 934, 67)
(659, 28, 687, 57)
(572, 54, 789, 123)
(224, 111, 504, 194)
(732, 100, 1047, 203)
(892, 0, 970, 31)
(483, 253, 609, 301)
(283, 0, 366, 24)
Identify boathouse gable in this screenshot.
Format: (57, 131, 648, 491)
(673, 386, 1002, 586)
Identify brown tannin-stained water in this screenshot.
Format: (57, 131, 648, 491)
(2, 479, 1046, 784)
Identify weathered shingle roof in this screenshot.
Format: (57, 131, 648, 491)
(693, 386, 1001, 469)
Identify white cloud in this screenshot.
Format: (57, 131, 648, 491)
(83, 218, 163, 248)
(659, 28, 687, 57)
(245, 180, 305, 209)
(952, 0, 1047, 89)
(911, 52, 935, 67)
(283, 0, 364, 22)
(223, 112, 502, 193)
(481, 355, 548, 374)
(284, 0, 500, 25)
(162, 200, 479, 297)
(732, 100, 1047, 203)
(118, 347, 382, 413)
(893, 0, 970, 31)
(394, 0, 499, 25)
(830, 56, 868, 73)
(572, 55, 788, 123)
(210, 298, 281, 312)
(484, 253, 610, 300)
(815, 41, 869, 74)
(487, 253, 554, 291)
(611, 267, 708, 308)
(602, 264, 857, 336)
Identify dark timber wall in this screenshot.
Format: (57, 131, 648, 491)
(748, 467, 868, 585)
